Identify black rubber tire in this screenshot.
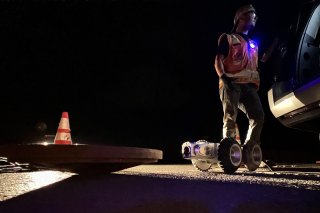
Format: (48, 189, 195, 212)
(218, 138, 242, 174)
(243, 143, 262, 171)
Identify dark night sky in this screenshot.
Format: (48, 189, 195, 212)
(0, 0, 319, 163)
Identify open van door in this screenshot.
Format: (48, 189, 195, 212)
(268, 1, 320, 135)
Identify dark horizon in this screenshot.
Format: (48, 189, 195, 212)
(0, 0, 319, 163)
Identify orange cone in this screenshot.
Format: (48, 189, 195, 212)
(54, 112, 72, 145)
(235, 123, 241, 144)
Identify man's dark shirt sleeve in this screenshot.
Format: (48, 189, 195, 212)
(216, 34, 229, 57)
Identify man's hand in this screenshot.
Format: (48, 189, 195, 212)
(221, 74, 234, 90)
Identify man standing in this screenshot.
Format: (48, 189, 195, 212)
(214, 4, 264, 171)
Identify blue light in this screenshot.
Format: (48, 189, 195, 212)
(194, 145, 200, 155)
(249, 40, 256, 49)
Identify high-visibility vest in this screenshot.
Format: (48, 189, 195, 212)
(218, 33, 260, 88)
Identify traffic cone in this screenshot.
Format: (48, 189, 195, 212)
(54, 112, 72, 145)
(235, 123, 241, 144)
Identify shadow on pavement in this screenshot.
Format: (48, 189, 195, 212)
(0, 173, 320, 213)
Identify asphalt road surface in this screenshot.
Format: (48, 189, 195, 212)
(1, 164, 320, 213)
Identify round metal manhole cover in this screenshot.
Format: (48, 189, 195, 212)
(0, 144, 163, 175)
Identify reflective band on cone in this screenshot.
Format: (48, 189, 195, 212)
(54, 112, 72, 145)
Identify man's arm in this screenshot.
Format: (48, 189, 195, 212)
(214, 54, 234, 90)
(260, 37, 280, 63)
(214, 33, 228, 77)
(214, 54, 225, 77)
